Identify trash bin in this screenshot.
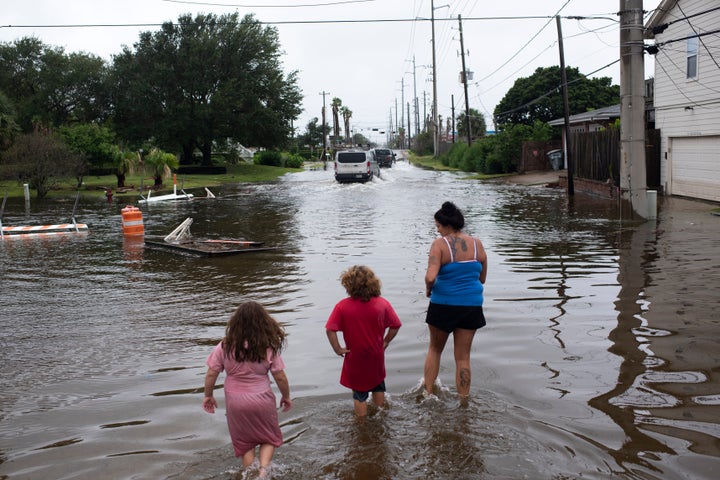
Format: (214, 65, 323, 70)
(547, 149, 563, 171)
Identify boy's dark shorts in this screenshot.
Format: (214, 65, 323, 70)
(352, 381, 386, 402)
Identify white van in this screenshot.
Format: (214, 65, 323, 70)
(334, 149, 380, 183)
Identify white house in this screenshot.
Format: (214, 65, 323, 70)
(645, 0, 720, 202)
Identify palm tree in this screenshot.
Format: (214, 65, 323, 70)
(331, 97, 342, 145)
(144, 148, 179, 187)
(113, 149, 140, 188)
(341, 106, 352, 145)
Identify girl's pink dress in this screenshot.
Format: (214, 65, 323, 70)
(206, 343, 285, 456)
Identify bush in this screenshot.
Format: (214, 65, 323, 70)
(412, 131, 434, 156)
(284, 153, 304, 168)
(256, 150, 282, 167)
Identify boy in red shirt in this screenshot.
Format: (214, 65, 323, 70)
(326, 265, 402, 416)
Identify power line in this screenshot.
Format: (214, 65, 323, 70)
(652, 28, 720, 49)
(648, 5, 720, 35)
(1, 14, 600, 30)
(654, 48, 720, 96)
(161, 0, 376, 7)
(676, 3, 720, 70)
(477, 0, 572, 84)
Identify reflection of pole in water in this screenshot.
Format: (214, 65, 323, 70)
(550, 250, 570, 350)
(588, 221, 672, 464)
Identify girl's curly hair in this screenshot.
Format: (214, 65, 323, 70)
(340, 265, 382, 302)
(223, 301, 286, 363)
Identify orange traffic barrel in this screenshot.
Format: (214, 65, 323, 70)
(121, 206, 144, 236)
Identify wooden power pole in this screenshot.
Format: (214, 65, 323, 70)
(556, 16, 574, 196)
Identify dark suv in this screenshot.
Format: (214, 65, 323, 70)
(372, 148, 395, 168)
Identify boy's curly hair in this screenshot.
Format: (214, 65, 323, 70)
(340, 265, 381, 302)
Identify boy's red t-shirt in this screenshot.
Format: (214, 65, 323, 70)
(325, 296, 402, 391)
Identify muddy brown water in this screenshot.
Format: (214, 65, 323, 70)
(1, 160, 719, 479)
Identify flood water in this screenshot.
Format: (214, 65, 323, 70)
(1, 158, 719, 479)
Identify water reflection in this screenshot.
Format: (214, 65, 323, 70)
(589, 221, 675, 471)
(1, 168, 719, 479)
(590, 197, 720, 473)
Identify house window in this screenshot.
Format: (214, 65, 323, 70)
(686, 36, 698, 79)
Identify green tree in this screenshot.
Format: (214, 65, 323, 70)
(144, 147, 179, 187)
(110, 12, 303, 166)
(456, 108, 487, 142)
(341, 106, 352, 144)
(0, 37, 45, 132)
(297, 117, 324, 148)
(0, 90, 20, 149)
(113, 150, 140, 188)
(493, 66, 619, 129)
(331, 97, 342, 142)
(2, 132, 82, 197)
(58, 123, 118, 170)
(0, 37, 109, 131)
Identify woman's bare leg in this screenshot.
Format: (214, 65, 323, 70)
(424, 325, 450, 395)
(453, 328, 476, 398)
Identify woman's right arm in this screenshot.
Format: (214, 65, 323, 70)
(425, 239, 442, 297)
(476, 238, 488, 284)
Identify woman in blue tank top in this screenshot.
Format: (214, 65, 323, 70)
(424, 201, 488, 402)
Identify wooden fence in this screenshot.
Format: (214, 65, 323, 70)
(568, 129, 660, 188)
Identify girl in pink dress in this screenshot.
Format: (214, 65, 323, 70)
(326, 265, 402, 416)
(203, 301, 292, 477)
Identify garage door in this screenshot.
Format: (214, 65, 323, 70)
(670, 136, 720, 202)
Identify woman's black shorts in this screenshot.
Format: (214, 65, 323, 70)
(425, 303, 486, 333)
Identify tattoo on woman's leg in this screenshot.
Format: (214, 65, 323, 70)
(459, 368, 471, 388)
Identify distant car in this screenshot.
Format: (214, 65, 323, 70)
(334, 149, 380, 183)
(371, 148, 395, 168)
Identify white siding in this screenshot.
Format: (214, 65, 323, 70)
(651, 0, 720, 201)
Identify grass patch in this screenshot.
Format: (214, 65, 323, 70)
(407, 153, 511, 180)
(407, 154, 459, 171)
(0, 163, 302, 200)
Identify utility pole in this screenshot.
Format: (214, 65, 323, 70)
(459, 15, 472, 146)
(556, 16, 574, 196)
(400, 78, 405, 149)
(395, 98, 399, 147)
(413, 56, 420, 136)
(451, 94, 455, 144)
(320, 91, 329, 162)
(407, 102, 412, 150)
(406, 99, 412, 149)
(620, 0, 648, 218)
(389, 110, 394, 147)
(423, 92, 427, 132)
(431, 0, 439, 156)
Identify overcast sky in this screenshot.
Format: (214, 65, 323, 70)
(2, 0, 661, 144)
